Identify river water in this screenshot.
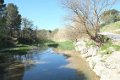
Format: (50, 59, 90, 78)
(0, 48, 99, 80)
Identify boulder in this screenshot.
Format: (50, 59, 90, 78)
(105, 51, 120, 72)
(76, 40, 86, 51)
(93, 62, 106, 76)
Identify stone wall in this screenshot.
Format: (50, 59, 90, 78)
(75, 40, 120, 80)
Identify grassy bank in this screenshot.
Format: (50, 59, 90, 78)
(0, 44, 35, 54)
(56, 41, 75, 50)
(101, 21, 120, 34)
(40, 40, 75, 50)
(0, 40, 75, 54)
(98, 41, 120, 54)
(0, 39, 54, 52)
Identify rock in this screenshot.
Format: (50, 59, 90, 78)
(82, 46, 99, 57)
(81, 48, 88, 54)
(76, 40, 86, 51)
(81, 53, 92, 58)
(76, 41, 120, 80)
(105, 51, 120, 72)
(95, 51, 120, 80)
(100, 69, 120, 80)
(86, 57, 92, 62)
(88, 55, 102, 69)
(89, 46, 99, 56)
(93, 62, 106, 76)
(89, 60, 96, 69)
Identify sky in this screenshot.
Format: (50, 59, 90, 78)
(5, 0, 120, 30)
(5, 0, 67, 30)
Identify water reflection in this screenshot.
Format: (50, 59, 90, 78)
(0, 48, 88, 80)
(0, 53, 24, 80)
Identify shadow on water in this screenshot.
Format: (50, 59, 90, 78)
(47, 43, 59, 48)
(0, 48, 88, 80)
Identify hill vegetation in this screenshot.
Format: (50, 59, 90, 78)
(101, 21, 120, 34)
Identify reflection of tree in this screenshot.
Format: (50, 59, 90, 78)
(0, 50, 43, 80)
(0, 53, 25, 80)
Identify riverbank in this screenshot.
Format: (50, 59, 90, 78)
(54, 49, 100, 80)
(75, 39, 120, 80)
(0, 44, 39, 54)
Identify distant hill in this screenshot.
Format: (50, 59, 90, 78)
(101, 21, 120, 34)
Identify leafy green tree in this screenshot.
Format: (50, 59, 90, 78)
(0, 0, 5, 11)
(101, 9, 120, 24)
(6, 3, 21, 45)
(0, 0, 7, 47)
(20, 18, 37, 44)
(0, 0, 6, 35)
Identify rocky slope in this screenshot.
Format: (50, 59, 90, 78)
(75, 40, 120, 80)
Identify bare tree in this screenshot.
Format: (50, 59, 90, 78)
(61, 0, 116, 44)
(65, 20, 86, 42)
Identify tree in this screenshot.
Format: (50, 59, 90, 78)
(0, 0, 5, 11)
(20, 18, 36, 44)
(51, 29, 58, 39)
(101, 9, 120, 24)
(0, 0, 7, 47)
(37, 29, 50, 40)
(6, 3, 21, 45)
(65, 21, 87, 42)
(61, 0, 116, 45)
(6, 3, 21, 37)
(0, 0, 6, 36)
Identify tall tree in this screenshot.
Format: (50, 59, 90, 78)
(6, 3, 21, 45)
(0, 0, 6, 35)
(0, 0, 5, 11)
(61, 0, 116, 45)
(20, 18, 36, 44)
(0, 0, 6, 47)
(6, 3, 21, 37)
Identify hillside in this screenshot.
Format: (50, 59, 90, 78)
(101, 21, 120, 34)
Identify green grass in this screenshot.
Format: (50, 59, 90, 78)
(85, 40, 96, 47)
(99, 21, 120, 54)
(98, 41, 120, 54)
(57, 41, 75, 50)
(101, 21, 120, 34)
(0, 44, 33, 54)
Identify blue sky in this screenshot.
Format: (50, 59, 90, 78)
(5, 0, 67, 30)
(5, 0, 120, 30)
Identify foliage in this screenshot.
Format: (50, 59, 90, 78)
(101, 9, 120, 25)
(19, 18, 37, 44)
(0, 3, 22, 47)
(61, 0, 117, 44)
(6, 3, 21, 44)
(0, 0, 7, 47)
(37, 29, 52, 40)
(0, 1, 39, 47)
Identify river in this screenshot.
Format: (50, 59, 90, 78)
(0, 48, 99, 80)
